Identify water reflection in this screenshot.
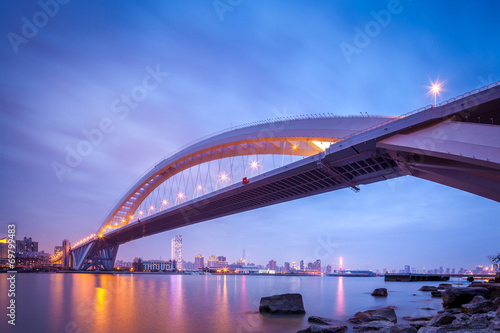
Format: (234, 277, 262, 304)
(336, 277, 346, 317)
(0, 274, 446, 333)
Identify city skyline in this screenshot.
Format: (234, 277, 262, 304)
(1, 1, 499, 272)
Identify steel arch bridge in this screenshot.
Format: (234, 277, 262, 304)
(59, 82, 500, 270)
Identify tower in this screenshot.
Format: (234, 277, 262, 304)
(171, 235, 182, 271)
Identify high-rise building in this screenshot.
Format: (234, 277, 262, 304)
(16, 237, 38, 252)
(194, 254, 204, 270)
(0, 238, 8, 259)
(315, 259, 321, 272)
(62, 239, 71, 268)
(207, 255, 219, 268)
(268, 260, 277, 271)
(171, 235, 182, 271)
(284, 262, 290, 273)
(218, 256, 228, 268)
(326, 265, 332, 273)
(299, 260, 304, 270)
(133, 257, 143, 272)
(404, 265, 410, 273)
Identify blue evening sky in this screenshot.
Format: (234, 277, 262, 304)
(1, 0, 499, 272)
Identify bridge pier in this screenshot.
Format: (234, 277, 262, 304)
(72, 240, 119, 271)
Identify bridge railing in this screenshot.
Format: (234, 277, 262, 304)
(330, 79, 500, 148)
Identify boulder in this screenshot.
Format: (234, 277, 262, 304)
(442, 313, 469, 330)
(419, 286, 438, 292)
(489, 319, 500, 330)
(462, 295, 497, 314)
(467, 314, 489, 329)
(441, 287, 490, 308)
(259, 293, 305, 314)
(353, 320, 394, 331)
(353, 307, 398, 323)
(308, 316, 335, 325)
(416, 328, 446, 333)
(430, 291, 442, 298)
(437, 284, 452, 290)
(408, 321, 428, 330)
(427, 312, 456, 326)
(401, 316, 433, 322)
(469, 282, 500, 299)
(372, 288, 388, 297)
(298, 324, 347, 333)
(389, 324, 417, 333)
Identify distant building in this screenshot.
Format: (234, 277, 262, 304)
(326, 265, 332, 273)
(62, 239, 71, 268)
(315, 259, 321, 272)
(207, 255, 219, 268)
(218, 256, 228, 268)
(184, 261, 194, 270)
(133, 257, 143, 272)
(142, 259, 175, 272)
(404, 265, 410, 273)
(171, 235, 182, 271)
(54, 246, 62, 255)
(14, 236, 49, 267)
(194, 254, 204, 270)
(16, 237, 38, 252)
(284, 262, 290, 273)
(299, 260, 304, 270)
(0, 238, 8, 259)
(268, 260, 277, 271)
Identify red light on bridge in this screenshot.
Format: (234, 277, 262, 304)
(242, 177, 249, 184)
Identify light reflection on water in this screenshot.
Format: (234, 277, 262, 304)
(0, 274, 447, 333)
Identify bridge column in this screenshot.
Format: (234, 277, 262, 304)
(378, 120, 500, 202)
(73, 240, 119, 271)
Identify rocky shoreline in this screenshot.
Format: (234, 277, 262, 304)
(259, 275, 500, 332)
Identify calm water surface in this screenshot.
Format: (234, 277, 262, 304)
(0, 273, 459, 333)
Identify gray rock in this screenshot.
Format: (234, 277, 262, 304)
(487, 311, 498, 319)
(427, 312, 456, 326)
(372, 288, 388, 297)
(389, 324, 417, 333)
(298, 324, 348, 333)
(354, 320, 394, 331)
(419, 286, 438, 292)
(441, 287, 490, 308)
(353, 307, 398, 323)
(469, 283, 500, 299)
(489, 319, 500, 330)
(408, 321, 428, 330)
(437, 284, 452, 290)
(493, 297, 500, 307)
(468, 314, 489, 329)
(259, 293, 306, 314)
(308, 316, 333, 325)
(401, 316, 433, 322)
(416, 327, 446, 333)
(462, 295, 497, 314)
(430, 291, 442, 298)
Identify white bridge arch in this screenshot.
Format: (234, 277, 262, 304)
(97, 115, 394, 237)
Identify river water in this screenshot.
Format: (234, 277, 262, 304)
(1, 273, 459, 333)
